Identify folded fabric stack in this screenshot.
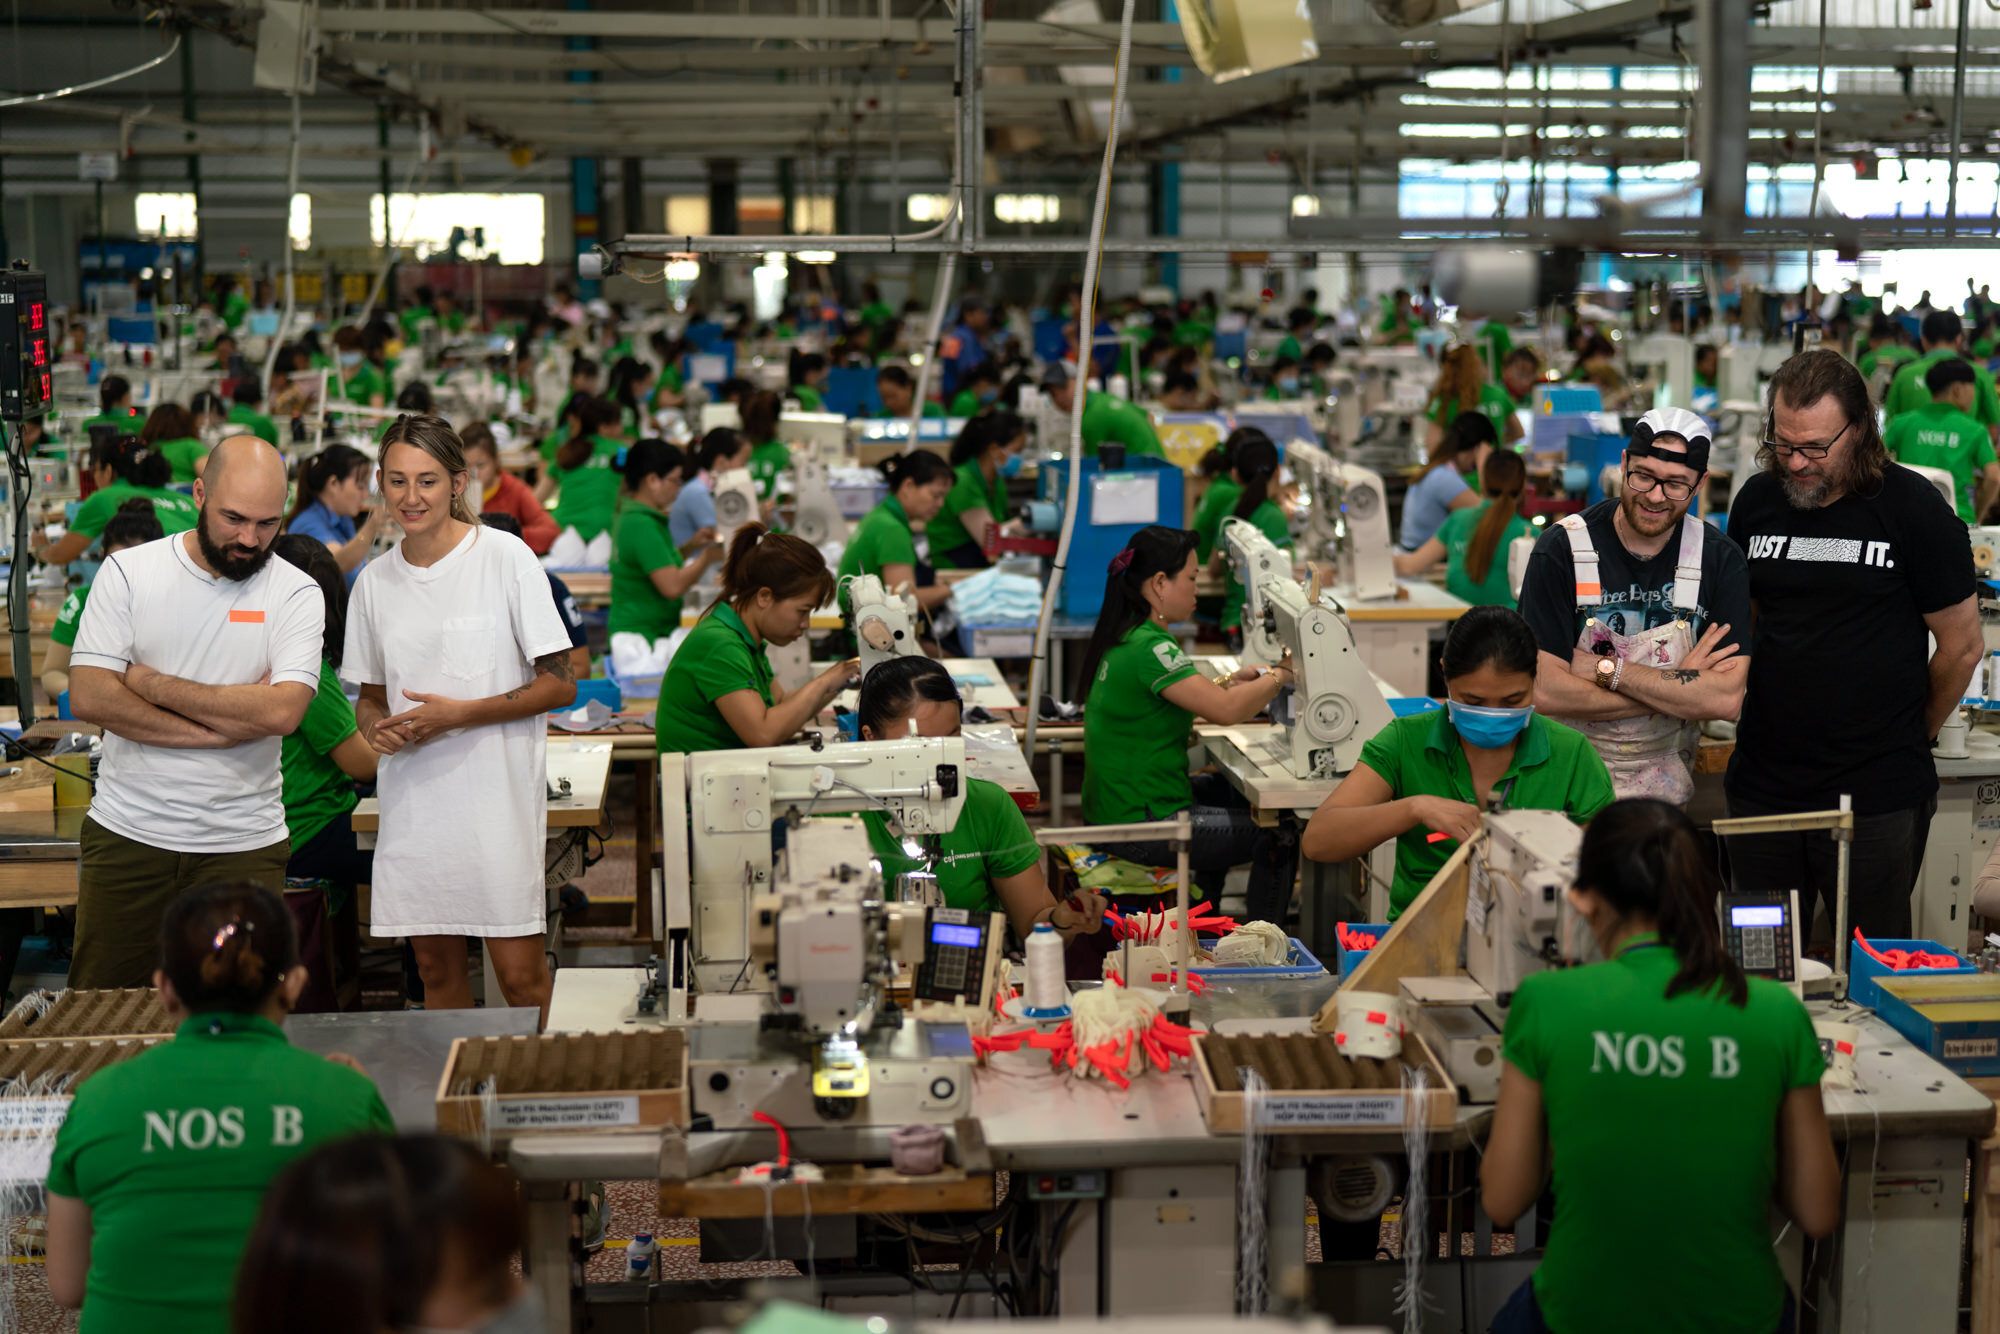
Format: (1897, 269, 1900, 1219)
(609, 628, 692, 679)
(951, 565, 1045, 626)
(541, 527, 612, 569)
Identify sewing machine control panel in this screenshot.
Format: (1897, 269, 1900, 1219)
(911, 907, 1002, 1008)
(1720, 890, 1800, 988)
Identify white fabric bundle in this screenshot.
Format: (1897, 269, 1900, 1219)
(1210, 920, 1292, 967)
(1070, 984, 1161, 1082)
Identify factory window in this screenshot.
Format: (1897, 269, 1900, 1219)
(134, 193, 199, 239)
(906, 193, 952, 223)
(994, 194, 1060, 224)
(289, 194, 311, 250)
(666, 196, 710, 235)
(1291, 195, 1321, 218)
(370, 193, 545, 265)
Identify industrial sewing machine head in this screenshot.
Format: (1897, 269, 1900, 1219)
(789, 457, 852, 546)
(843, 573, 922, 676)
(711, 466, 760, 550)
(1285, 442, 1397, 602)
(1465, 809, 1588, 1007)
(1222, 515, 1293, 667)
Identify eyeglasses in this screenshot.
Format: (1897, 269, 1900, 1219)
(1761, 417, 1853, 461)
(1623, 469, 1697, 502)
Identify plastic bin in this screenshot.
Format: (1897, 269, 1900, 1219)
(552, 678, 623, 715)
(1849, 937, 1974, 1011)
(607, 664, 664, 700)
(1335, 923, 1387, 979)
(1189, 935, 1325, 980)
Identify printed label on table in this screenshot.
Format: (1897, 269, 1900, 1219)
(1253, 1094, 1406, 1127)
(0, 1098, 70, 1133)
(1943, 1038, 1999, 1060)
(494, 1095, 640, 1130)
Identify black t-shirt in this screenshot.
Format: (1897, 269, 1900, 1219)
(1518, 499, 1752, 662)
(546, 571, 589, 649)
(1724, 466, 1974, 813)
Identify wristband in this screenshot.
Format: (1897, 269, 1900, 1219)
(1610, 660, 1625, 693)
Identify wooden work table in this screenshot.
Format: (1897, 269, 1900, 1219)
(352, 737, 613, 834)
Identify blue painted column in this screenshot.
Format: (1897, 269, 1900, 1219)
(569, 0, 602, 296)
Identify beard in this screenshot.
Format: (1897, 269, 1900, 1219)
(196, 513, 276, 581)
(1618, 487, 1685, 539)
(1777, 453, 1856, 510)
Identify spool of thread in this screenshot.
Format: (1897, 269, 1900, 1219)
(1333, 990, 1406, 1060)
(1815, 1019, 1860, 1090)
(1021, 922, 1070, 1019)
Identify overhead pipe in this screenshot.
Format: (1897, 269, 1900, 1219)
(1947, 0, 1972, 235)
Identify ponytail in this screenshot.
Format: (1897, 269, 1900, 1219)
(694, 427, 744, 475)
(740, 389, 781, 446)
(717, 522, 836, 614)
(99, 374, 131, 415)
(876, 450, 952, 495)
(1575, 799, 1748, 1006)
(1230, 431, 1279, 521)
(622, 437, 688, 491)
(1420, 410, 1498, 480)
(380, 413, 478, 525)
(1462, 448, 1526, 585)
(556, 395, 619, 473)
(94, 432, 171, 490)
(159, 880, 300, 1015)
(1076, 525, 1199, 692)
(289, 444, 371, 524)
(1436, 343, 1484, 413)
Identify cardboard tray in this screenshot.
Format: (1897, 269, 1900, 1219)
(1191, 1030, 1457, 1134)
(435, 1030, 688, 1138)
(659, 1118, 994, 1218)
(0, 1036, 161, 1090)
(0, 989, 174, 1042)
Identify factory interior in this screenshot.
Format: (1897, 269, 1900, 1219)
(15, 0, 2000, 1331)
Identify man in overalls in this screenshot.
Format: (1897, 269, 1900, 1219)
(1517, 407, 1754, 805)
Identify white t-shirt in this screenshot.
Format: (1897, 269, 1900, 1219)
(343, 525, 572, 937)
(71, 533, 324, 853)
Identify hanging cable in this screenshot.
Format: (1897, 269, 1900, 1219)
(261, 17, 311, 397)
(1494, 0, 1512, 222)
(0, 30, 180, 109)
(1024, 0, 1137, 757)
(1805, 0, 1830, 293)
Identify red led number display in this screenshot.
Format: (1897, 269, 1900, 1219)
(27, 302, 43, 332)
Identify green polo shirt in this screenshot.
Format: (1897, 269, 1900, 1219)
(1857, 344, 1917, 383)
(1275, 334, 1304, 363)
(1503, 942, 1824, 1334)
(927, 461, 1005, 568)
(46, 1011, 395, 1334)
(858, 301, 895, 330)
(1080, 390, 1162, 458)
(281, 659, 361, 849)
(226, 402, 280, 446)
(793, 384, 825, 412)
(1082, 620, 1200, 824)
(70, 481, 200, 539)
(1172, 318, 1213, 350)
(655, 604, 777, 754)
(1885, 348, 2000, 428)
(1426, 383, 1518, 440)
(1434, 501, 1534, 608)
(52, 585, 89, 647)
(947, 389, 989, 418)
(747, 439, 792, 501)
(1356, 710, 1614, 918)
(608, 499, 686, 641)
(1192, 476, 1243, 564)
(548, 435, 623, 542)
(155, 436, 206, 485)
(838, 496, 919, 588)
(340, 361, 391, 407)
(1475, 320, 1515, 379)
(1219, 498, 1290, 629)
(79, 408, 144, 438)
(866, 778, 1039, 916)
(872, 402, 945, 421)
(1886, 399, 1997, 521)
(398, 304, 433, 341)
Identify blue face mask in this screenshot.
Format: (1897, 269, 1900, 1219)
(1278, 377, 1300, 394)
(998, 452, 1024, 478)
(979, 388, 1000, 404)
(1446, 699, 1535, 749)
(339, 350, 362, 367)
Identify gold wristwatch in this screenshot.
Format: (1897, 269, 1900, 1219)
(1594, 658, 1618, 691)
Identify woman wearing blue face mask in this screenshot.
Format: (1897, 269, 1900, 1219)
(1301, 605, 1615, 921)
(928, 409, 1028, 570)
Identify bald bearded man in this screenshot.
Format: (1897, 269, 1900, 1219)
(68, 436, 326, 987)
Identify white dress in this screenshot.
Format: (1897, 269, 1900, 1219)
(343, 526, 573, 937)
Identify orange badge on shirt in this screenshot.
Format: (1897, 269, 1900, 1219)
(228, 610, 265, 624)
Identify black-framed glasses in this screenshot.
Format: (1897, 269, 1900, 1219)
(1623, 469, 1697, 502)
(1761, 417, 1853, 461)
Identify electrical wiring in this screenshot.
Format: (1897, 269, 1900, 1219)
(0, 30, 181, 109)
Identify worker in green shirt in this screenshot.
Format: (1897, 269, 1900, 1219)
(1693, 343, 1720, 395)
(655, 526, 855, 753)
(789, 350, 830, 412)
(434, 289, 470, 334)
(1302, 606, 1615, 919)
(1210, 434, 1290, 645)
(608, 439, 722, 642)
(535, 396, 624, 543)
(1040, 362, 1161, 458)
(227, 378, 281, 446)
(1426, 345, 1526, 449)
(139, 402, 208, 484)
(947, 362, 1003, 418)
(1857, 315, 1919, 388)
(1264, 356, 1305, 400)
(929, 410, 1025, 569)
(35, 435, 199, 568)
(1974, 313, 1999, 362)
(855, 281, 896, 332)
(1395, 450, 1533, 608)
(858, 655, 1106, 937)
(1376, 289, 1419, 346)
(42, 500, 165, 702)
(79, 374, 144, 440)
(739, 389, 793, 502)
(45, 882, 396, 1334)
(1481, 800, 1840, 1334)
(838, 451, 957, 627)
(1885, 357, 2000, 522)
(217, 275, 249, 330)
(1079, 524, 1299, 922)
(398, 285, 436, 342)
(337, 332, 393, 409)
(1171, 306, 1214, 352)
(872, 365, 944, 420)
(1885, 310, 2000, 439)
(1474, 317, 1516, 380)
(1500, 347, 1544, 411)
(1274, 308, 1315, 364)
(1191, 429, 1249, 564)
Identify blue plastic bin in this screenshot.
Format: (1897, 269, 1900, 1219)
(607, 664, 663, 701)
(1189, 935, 1326, 979)
(1850, 937, 1973, 1011)
(1335, 923, 1387, 979)
(552, 678, 622, 715)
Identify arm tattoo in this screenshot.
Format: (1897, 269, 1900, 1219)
(1662, 668, 1701, 685)
(502, 651, 577, 701)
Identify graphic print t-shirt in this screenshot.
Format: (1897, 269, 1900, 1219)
(1724, 467, 1974, 813)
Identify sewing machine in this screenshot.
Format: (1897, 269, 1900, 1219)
(1221, 516, 1394, 780)
(710, 466, 760, 549)
(789, 457, 851, 546)
(844, 572, 921, 676)
(1286, 441, 1397, 601)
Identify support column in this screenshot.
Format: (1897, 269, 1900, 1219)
(621, 157, 645, 241)
(377, 106, 394, 306)
(1699, 0, 1750, 236)
(568, 0, 602, 297)
(1149, 162, 1181, 295)
(181, 29, 205, 298)
(708, 160, 740, 236)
